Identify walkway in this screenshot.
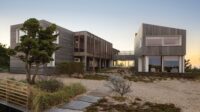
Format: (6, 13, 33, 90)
(47, 89, 109, 112)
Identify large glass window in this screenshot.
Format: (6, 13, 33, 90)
(163, 56, 179, 73)
(146, 36, 182, 46)
(149, 56, 161, 72)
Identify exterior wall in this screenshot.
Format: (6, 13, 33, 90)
(142, 24, 186, 56)
(10, 24, 26, 73)
(134, 23, 186, 73)
(10, 20, 74, 74)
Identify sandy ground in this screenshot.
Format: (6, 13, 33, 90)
(0, 73, 200, 112)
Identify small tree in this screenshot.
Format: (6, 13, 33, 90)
(106, 75, 131, 97)
(0, 44, 9, 69)
(8, 18, 59, 84)
(185, 59, 192, 72)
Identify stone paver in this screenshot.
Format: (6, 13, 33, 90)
(47, 89, 109, 112)
(61, 100, 91, 110)
(48, 108, 83, 112)
(76, 95, 101, 103)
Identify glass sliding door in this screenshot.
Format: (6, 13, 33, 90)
(163, 56, 179, 73)
(149, 56, 161, 72)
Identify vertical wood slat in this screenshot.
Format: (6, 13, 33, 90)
(0, 79, 29, 109)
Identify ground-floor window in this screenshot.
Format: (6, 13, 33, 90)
(149, 56, 161, 72)
(163, 56, 179, 73)
(113, 60, 134, 67)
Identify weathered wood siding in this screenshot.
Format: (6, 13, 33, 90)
(142, 23, 186, 56)
(135, 23, 186, 56)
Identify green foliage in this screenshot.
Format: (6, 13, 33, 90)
(83, 75, 108, 80)
(191, 67, 200, 73)
(8, 18, 60, 84)
(185, 59, 192, 72)
(7, 77, 16, 81)
(0, 44, 9, 70)
(56, 62, 84, 76)
(32, 83, 86, 112)
(36, 79, 64, 92)
(125, 73, 200, 82)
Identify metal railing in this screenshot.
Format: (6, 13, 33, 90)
(0, 79, 29, 111)
(118, 51, 134, 55)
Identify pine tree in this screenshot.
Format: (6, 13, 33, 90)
(8, 18, 59, 84)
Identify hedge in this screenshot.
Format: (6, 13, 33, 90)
(56, 62, 84, 75)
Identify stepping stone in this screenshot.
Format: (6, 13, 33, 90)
(47, 108, 83, 112)
(61, 101, 91, 110)
(76, 95, 101, 103)
(87, 91, 108, 97)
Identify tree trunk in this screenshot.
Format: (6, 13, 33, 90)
(25, 63, 31, 83)
(31, 64, 39, 84)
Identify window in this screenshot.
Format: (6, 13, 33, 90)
(53, 31, 59, 44)
(74, 58, 80, 62)
(47, 53, 55, 67)
(146, 37, 162, 46)
(149, 56, 161, 72)
(163, 37, 181, 46)
(146, 36, 182, 46)
(75, 37, 79, 48)
(163, 56, 179, 73)
(16, 29, 26, 43)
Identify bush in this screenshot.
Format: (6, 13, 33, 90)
(32, 83, 86, 112)
(36, 79, 64, 92)
(56, 62, 84, 76)
(83, 75, 108, 80)
(106, 75, 131, 97)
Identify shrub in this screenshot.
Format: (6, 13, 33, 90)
(112, 96, 126, 102)
(83, 75, 108, 80)
(32, 83, 86, 112)
(36, 79, 64, 92)
(106, 75, 131, 97)
(56, 62, 84, 76)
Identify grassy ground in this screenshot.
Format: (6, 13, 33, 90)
(81, 73, 200, 82)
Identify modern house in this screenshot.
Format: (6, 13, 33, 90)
(134, 23, 186, 73)
(10, 20, 186, 74)
(10, 20, 114, 74)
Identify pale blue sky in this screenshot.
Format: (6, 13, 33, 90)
(0, 0, 200, 66)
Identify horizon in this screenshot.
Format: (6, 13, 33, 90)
(0, 0, 200, 67)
